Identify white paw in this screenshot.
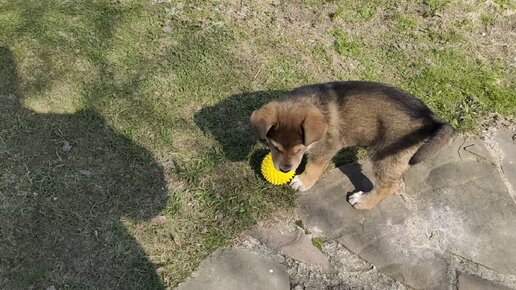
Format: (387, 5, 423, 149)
(348, 191, 365, 206)
(290, 175, 306, 192)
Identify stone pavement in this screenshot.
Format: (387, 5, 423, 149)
(176, 126, 516, 290)
(176, 248, 289, 290)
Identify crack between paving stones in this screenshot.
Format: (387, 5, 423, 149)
(483, 130, 516, 205)
(498, 164, 516, 203)
(445, 250, 496, 272)
(324, 237, 412, 285)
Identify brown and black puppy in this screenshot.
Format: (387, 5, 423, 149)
(250, 81, 454, 210)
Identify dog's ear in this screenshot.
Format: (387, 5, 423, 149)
(250, 103, 277, 140)
(302, 108, 328, 145)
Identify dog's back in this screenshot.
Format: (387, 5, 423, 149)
(290, 81, 454, 164)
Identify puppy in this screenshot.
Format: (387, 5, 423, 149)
(250, 81, 454, 210)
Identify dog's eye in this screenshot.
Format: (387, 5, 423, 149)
(273, 145, 283, 153)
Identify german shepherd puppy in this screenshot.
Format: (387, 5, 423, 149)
(250, 81, 454, 210)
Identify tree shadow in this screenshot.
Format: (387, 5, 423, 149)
(194, 90, 287, 162)
(0, 48, 168, 288)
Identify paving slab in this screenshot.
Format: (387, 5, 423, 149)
(299, 137, 516, 289)
(251, 222, 335, 273)
(404, 137, 516, 275)
(175, 248, 289, 290)
(239, 237, 406, 289)
(494, 127, 516, 195)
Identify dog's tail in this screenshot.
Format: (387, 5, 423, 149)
(409, 121, 454, 165)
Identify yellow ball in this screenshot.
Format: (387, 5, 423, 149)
(261, 152, 295, 185)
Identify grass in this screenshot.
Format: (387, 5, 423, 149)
(332, 30, 362, 57)
(0, 0, 515, 288)
(312, 237, 325, 252)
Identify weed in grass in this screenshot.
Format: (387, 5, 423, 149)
(332, 30, 361, 58)
(494, 0, 515, 11)
(481, 13, 496, 27)
(329, 6, 344, 21)
(355, 1, 380, 21)
(312, 237, 325, 252)
(202, 230, 227, 253)
(423, 0, 448, 16)
(396, 14, 418, 31)
(327, 1, 382, 22)
(311, 42, 332, 67)
(163, 193, 183, 218)
(295, 219, 305, 229)
(425, 27, 462, 44)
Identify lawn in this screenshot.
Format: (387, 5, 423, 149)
(0, 0, 514, 288)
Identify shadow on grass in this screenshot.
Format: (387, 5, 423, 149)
(194, 90, 287, 161)
(194, 90, 361, 169)
(0, 47, 167, 289)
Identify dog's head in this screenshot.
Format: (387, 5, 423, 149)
(250, 101, 328, 172)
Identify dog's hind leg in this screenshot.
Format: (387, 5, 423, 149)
(348, 147, 417, 210)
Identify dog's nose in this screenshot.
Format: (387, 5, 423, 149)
(279, 166, 291, 173)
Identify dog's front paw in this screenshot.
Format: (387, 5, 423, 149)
(290, 175, 306, 191)
(290, 174, 317, 192)
(348, 191, 376, 210)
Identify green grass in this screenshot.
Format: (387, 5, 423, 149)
(423, 0, 448, 16)
(332, 30, 362, 58)
(311, 237, 325, 252)
(494, 0, 516, 11)
(328, 0, 383, 21)
(402, 50, 514, 129)
(0, 0, 515, 288)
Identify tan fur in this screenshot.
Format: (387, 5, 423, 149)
(250, 82, 453, 209)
